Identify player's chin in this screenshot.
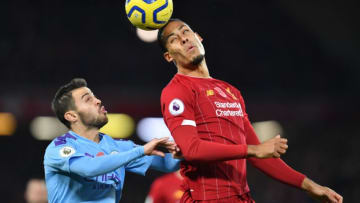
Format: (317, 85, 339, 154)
(191, 54, 204, 66)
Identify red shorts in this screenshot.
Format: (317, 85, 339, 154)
(180, 191, 255, 203)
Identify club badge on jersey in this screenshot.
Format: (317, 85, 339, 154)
(59, 146, 76, 158)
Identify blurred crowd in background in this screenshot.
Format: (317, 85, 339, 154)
(1, 0, 359, 202)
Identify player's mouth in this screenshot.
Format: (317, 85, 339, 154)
(100, 106, 107, 114)
(187, 45, 195, 52)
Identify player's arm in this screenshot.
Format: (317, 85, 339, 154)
(172, 125, 248, 162)
(68, 138, 169, 177)
(245, 119, 343, 202)
(162, 84, 286, 162)
(244, 117, 306, 188)
(124, 138, 180, 175)
(149, 148, 182, 172)
(162, 84, 249, 162)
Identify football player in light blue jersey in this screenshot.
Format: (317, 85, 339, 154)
(44, 78, 181, 203)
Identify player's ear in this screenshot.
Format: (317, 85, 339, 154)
(64, 110, 78, 123)
(163, 51, 174, 63)
(195, 32, 203, 42)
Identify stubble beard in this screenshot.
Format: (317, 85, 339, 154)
(191, 54, 205, 66)
(79, 111, 108, 129)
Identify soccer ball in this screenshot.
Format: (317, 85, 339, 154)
(125, 0, 173, 30)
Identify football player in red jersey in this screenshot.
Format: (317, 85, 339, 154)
(157, 19, 343, 203)
(146, 170, 183, 203)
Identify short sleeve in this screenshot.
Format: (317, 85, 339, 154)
(44, 140, 83, 173)
(161, 84, 196, 133)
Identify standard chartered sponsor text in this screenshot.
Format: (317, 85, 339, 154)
(214, 102, 243, 117)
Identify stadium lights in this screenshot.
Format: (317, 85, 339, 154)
(0, 112, 16, 136)
(136, 28, 158, 43)
(136, 117, 173, 142)
(100, 113, 135, 139)
(30, 113, 135, 140)
(30, 116, 68, 140)
(252, 120, 284, 142)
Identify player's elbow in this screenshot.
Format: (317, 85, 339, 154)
(179, 139, 206, 162)
(181, 148, 204, 162)
(80, 166, 103, 177)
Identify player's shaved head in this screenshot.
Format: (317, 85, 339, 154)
(52, 78, 87, 128)
(157, 18, 188, 52)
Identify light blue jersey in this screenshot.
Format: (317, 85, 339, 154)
(44, 131, 180, 203)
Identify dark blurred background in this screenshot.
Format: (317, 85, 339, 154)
(1, 0, 359, 202)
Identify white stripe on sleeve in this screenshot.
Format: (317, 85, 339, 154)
(181, 119, 196, 127)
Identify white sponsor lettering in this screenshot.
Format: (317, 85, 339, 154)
(214, 102, 243, 117)
(214, 102, 241, 109)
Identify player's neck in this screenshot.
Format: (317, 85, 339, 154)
(71, 125, 100, 143)
(177, 59, 210, 78)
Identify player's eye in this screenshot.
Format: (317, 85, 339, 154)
(170, 37, 177, 43)
(86, 96, 92, 102)
(183, 29, 189, 34)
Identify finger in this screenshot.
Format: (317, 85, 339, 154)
(280, 144, 288, 150)
(273, 152, 281, 158)
(333, 192, 343, 203)
(157, 137, 170, 143)
(277, 148, 286, 154)
(151, 150, 165, 157)
(153, 137, 170, 145)
(326, 193, 339, 203)
(338, 195, 343, 203)
(279, 138, 288, 143)
(162, 141, 176, 145)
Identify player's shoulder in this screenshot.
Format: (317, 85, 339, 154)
(162, 74, 193, 92)
(46, 132, 78, 151)
(44, 132, 79, 161)
(162, 75, 194, 100)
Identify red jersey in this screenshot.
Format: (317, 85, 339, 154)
(161, 74, 250, 200)
(147, 172, 183, 203)
(161, 74, 305, 201)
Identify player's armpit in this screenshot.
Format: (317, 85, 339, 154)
(172, 125, 247, 162)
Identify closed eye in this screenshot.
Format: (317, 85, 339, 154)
(183, 29, 189, 34)
(170, 37, 178, 43)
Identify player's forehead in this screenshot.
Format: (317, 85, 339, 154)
(71, 87, 92, 100)
(163, 21, 191, 38)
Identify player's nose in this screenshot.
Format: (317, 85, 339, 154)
(180, 36, 188, 44)
(95, 97, 101, 105)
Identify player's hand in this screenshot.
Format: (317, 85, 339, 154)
(302, 178, 343, 203)
(248, 135, 288, 158)
(158, 140, 177, 152)
(169, 145, 183, 159)
(143, 137, 169, 157)
(160, 141, 183, 159)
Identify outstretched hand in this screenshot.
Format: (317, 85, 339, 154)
(169, 145, 183, 159)
(143, 137, 170, 157)
(159, 139, 183, 159)
(302, 178, 343, 203)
